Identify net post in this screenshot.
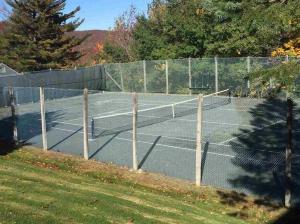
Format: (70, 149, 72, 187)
(143, 60, 147, 93)
(188, 57, 192, 96)
(166, 60, 169, 94)
(172, 104, 175, 118)
(195, 94, 203, 186)
(285, 97, 293, 208)
(39, 87, 48, 151)
(119, 63, 124, 92)
(83, 88, 89, 160)
(91, 118, 95, 139)
(132, 92, 138, 171)
(8, 87, 18, 145)
(214, 56, 219, 93)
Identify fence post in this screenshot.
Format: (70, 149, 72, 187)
(166, 60, 169, 94)
(8, 87, 18, 144)
(285, 97, 293, 208)
(214, 56, 219, 93)
(39, 87, 48, 151)
(196, 94, 203, 186)
(143, 60, 147, 93)
(189, 57, 192, 95)
(285, 55, 289, 62)
(132, 92, 138, 171)
(247, 56, 251, 89)
(119, 63, 124, 92)
(83, 88, 89, 160)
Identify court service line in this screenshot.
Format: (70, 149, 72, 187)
(219, 120, 285, 144)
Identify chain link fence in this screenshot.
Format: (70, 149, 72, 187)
(0, 56, 300, 206)
(104, 56, 298, 96)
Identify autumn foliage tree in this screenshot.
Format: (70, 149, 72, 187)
(95, 5, 138, 63)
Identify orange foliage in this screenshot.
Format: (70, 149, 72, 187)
(272, 37, 300, 58)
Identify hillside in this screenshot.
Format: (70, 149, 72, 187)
(0, 24, 110, 65)
(0, 21, 5, 33)
(72, 30, 110, 65)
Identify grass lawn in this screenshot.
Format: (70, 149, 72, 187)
(0, 145, 294, 224)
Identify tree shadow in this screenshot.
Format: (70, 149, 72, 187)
(138, 136, 161, 169)
(215, 97, 300, 212)
(0, 108, 63, 155)
(271, 207, 300, 224)
(89, 132, 120, 159)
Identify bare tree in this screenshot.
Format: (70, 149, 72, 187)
(109, 5, 138, 61)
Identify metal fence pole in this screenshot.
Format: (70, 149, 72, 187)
(8, 87, 18, 144)
(285, 97, 293, 208)
(285, 55, 289, 62)
(119, 63, 124, 92)
(39, 87, 47, 151)
(189, 57, 192, 96)
(196, 94, 203, 186)
(166, 60, 169, 94)
(132, 92, 138, 171)
(214, 56, 219, 93)
(83, 88, 89, 160)
(143, 60, 147, 93)
(247, 56, 251, 89)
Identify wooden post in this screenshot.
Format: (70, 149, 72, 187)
(285, 97, 293, 208)
(143, 60, 147, 93)
(189, 57, 192, 96)
(8, 87, 18, 144)
(166, 60, 169, 94)
(119, 63, 124, 92)
(132, 92, 138, 171)
(214, 56, 219, 93)
(83, 88, 89, 160)
(39, 87, 48, 151)
(196, 94, 203, 186)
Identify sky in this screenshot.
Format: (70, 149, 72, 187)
(0, 0, 152, 31)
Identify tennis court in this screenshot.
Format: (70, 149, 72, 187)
(12, 88, 295, 201)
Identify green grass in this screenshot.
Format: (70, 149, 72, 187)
(0, 147, 286, 224)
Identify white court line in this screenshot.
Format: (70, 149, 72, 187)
(50, 126, 300, 158)
(219, 120, 285, 145)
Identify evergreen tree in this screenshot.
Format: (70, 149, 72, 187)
(0, 0, 87, 72)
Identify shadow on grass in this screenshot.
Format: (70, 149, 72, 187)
(215, 97, 300, 222)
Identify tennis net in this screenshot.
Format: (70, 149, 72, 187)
(91, 89, 231, 138)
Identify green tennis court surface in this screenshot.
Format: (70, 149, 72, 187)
(13, 91, 300, 204)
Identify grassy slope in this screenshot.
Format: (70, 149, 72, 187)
(0, 147, 286, 224)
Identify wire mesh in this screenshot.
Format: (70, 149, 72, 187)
(191, 58, 215, 94)
(168, 58, 190, 94)
(218, 57, 247, 96)
(145, 60, 167, 93)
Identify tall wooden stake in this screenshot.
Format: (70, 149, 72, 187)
(196, 94, 203, 186)
(8, 87, 18, 144)
(83, 88, 89, 160)
(132, 92, 138, 171)
(189, 57, 192, 96)
(39, 87, 48, 151)
(285, 98, 293, 208)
